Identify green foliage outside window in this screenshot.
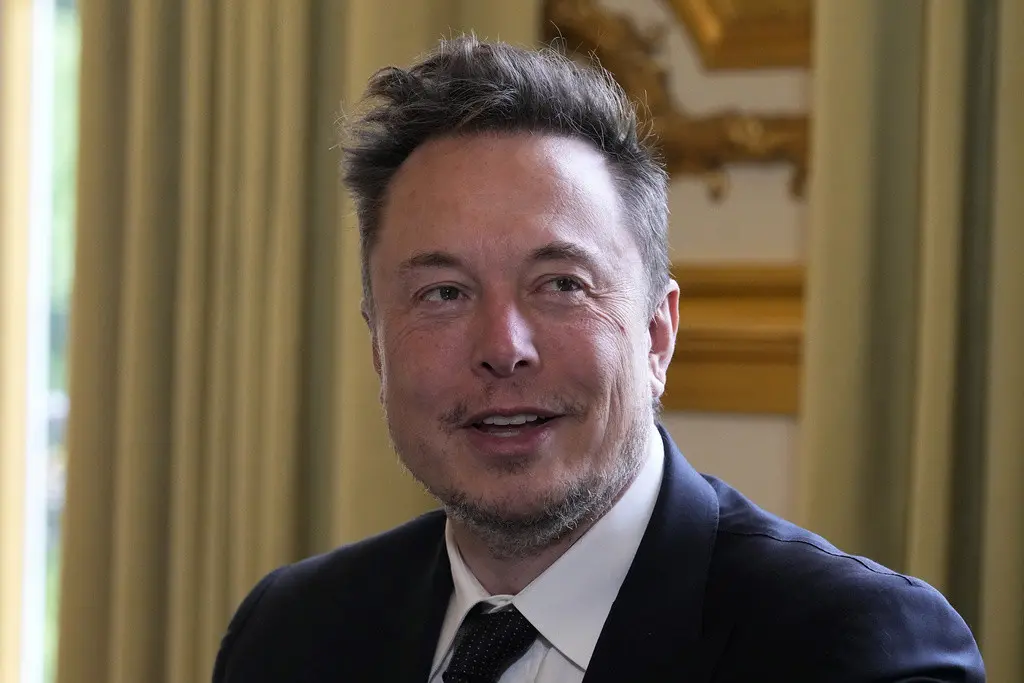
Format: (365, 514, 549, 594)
(46, 4, 79, 683)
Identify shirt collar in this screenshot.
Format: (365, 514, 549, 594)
(430, 427, 665, 675)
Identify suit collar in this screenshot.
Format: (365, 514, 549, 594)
(583, 424, 723, 683)
(310, 511, 452, 683)
(385, 523, 453, 683)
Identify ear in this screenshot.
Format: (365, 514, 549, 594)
(647, 280, 680, 399)
(361, 299, 382, 379)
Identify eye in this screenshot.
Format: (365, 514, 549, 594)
(545, 276, 584, 293)
(421, 285, 464, 302)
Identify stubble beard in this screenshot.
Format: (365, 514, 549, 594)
(396, 400, 653, 561)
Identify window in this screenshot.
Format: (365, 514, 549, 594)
(0, 0, 79, 681)
(44, 4, 79, 681)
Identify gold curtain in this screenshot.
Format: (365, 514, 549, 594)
(798, 0, 1023, 680)
(55, 2, 541, 683)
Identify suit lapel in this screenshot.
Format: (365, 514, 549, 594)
(388, 536, 454, 682)
(322, 515, 452, 683)
(583, 425, 725, 683)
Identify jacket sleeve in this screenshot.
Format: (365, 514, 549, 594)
(211, 568, 283, 683)
(784, 574, 985, 682)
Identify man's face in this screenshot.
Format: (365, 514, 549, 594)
(367, 134, 678, 551)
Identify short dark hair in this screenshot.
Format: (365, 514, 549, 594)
(341, 34, 670, 314)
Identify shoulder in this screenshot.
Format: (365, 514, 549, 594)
(705, 478, 984, 680)
(709, 476, 916, 593)
(239, 509, 447, 612)
(212, 510, 447, 682)
(265, 509, 447, 596)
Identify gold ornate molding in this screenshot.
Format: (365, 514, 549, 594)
(664, 263, 803, 414)
(666, 0, 811, 70)
(543, 0, 809, 199)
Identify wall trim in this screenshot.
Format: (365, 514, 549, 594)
(664, 263, 804, 415)
(665, 0, 812, 70)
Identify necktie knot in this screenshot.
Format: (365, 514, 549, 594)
(442, 604, 538, 683)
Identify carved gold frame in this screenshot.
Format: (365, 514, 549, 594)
(664, 263, 802, 414)
(666, 0, 811, 69)
(543, 0, 809, 199)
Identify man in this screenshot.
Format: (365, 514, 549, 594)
(213, 36, 984, 682)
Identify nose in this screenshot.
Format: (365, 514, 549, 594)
(472, 296, 539, 379)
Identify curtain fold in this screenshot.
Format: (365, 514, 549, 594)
(57, 2, 542, 682)
(978, 0, 1024, 669)
(901, 0, 967, 588)
(798, 0, 1024, 679)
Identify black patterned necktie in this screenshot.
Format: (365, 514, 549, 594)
(442, 604, 539, 683)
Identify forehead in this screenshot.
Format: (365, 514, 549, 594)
(374, 133, 637, 268)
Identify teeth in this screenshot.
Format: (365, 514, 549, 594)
(481, 414, 540, 426)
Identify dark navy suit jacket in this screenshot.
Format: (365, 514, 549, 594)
(213, 426, 985, 682)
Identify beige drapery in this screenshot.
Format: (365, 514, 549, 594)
(55, 2, 540, 683)
(798, 1, 1023, 680)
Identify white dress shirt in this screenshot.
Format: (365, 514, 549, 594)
(428, 429, 665, 682)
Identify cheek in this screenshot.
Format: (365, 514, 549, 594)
(378, 323, 465, 405)
(545, 312, 644, 406)
(576, 303, 646, 378)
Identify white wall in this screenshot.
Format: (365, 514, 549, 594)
(598, 0, 809, 519)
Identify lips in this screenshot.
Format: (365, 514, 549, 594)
(462, 407, 563, 429)
(472, 416, 556, 434)
(461, 407, 562, 454)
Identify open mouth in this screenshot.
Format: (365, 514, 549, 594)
(469, 414, 558, 435)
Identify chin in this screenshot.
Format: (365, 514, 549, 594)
(436, 473, 550, 511)
(448, 478, 617, 560)
(454, 482, 550, 515)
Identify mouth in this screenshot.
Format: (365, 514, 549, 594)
(463, 409, 563, 437)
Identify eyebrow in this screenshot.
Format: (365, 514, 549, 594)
(528, 241, 602, 273)
(397, 251, 466, 277)
(395, 241, 602, 278)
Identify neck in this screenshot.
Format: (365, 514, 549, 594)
(450, 519, 596, 595)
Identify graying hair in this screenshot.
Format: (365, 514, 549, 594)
(340, 34, 670, 314)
